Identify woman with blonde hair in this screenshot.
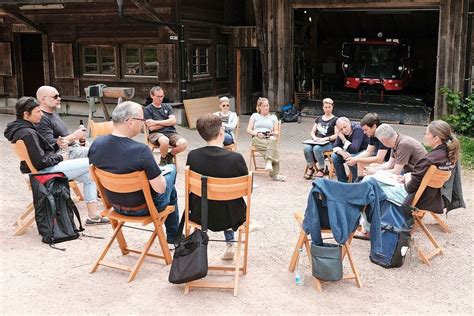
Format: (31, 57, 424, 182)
(214, 96, 238, 146)
(246, 97, 286, 181)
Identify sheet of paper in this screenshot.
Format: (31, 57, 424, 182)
(373, 171, 404, 186)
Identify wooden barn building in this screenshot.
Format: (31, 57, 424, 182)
(0, 0, 472, 119)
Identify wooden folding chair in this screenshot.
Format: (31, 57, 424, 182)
(89, 165, 175, 282)
(89, 120, 113, 139)
(410, 165, 452, 266)
(224, 117, 240, 152)
(288, 211, 362, 292)
(294, 91, 311, 111)
(143, 127, 178, 166)
(183, 166, 253, 296)
(10, 140, 84, 236)
(249, 121, 281, 174)
(303, 150, 336, 179)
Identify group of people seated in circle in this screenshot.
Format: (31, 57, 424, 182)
(302, 98, 460, 238)
(4, 86, 460, 258)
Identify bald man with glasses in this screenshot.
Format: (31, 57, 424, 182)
(36, 85, 89, 159)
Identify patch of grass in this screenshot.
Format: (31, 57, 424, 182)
(459, 136, 474, 170)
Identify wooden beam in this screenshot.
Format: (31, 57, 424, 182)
(0, 6, 46, 34)
(131, 0, 176, 36)
(0, 0, 111, 4)
(292, 1, 440, 9)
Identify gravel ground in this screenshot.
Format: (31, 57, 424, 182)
(0, 113, 472, 315)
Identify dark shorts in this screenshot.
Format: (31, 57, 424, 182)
(148, 132, 184, 147)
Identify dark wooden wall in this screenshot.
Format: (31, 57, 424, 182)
(0, 0, 238, 103)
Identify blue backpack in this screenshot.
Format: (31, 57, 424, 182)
(369, 199, 414, 268)
(281, 103, 300, 123)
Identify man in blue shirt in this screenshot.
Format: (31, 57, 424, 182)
(88, 101, 179, 243)
(331, 117, 369, 182)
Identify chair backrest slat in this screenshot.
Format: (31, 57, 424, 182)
(90, 120, 113, 139)
(11, 140, 38, 173)
(187, 168, 252, 201)
(411, 165, 451, 207)
(90, 165, 160, 215)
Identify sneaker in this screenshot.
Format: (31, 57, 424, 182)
(272, 174, 287, 182)
(221, 244, 235, 260)
(249, 219, 264, 232)
(265, 160, 273, 172)
(85, 215, 110, 225)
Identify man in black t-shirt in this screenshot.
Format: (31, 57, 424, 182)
(186, 114, 248, 260)
(36, 85, 89, 159)
(144, 86, 187, 165)
(88, 101, 179, 243)
(346, 113, 390, 180)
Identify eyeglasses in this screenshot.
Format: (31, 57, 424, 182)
(130, 117, 146, 123)
(49, 94, 60, 100)
(221, 104, 230, 107)
(153, 95, 164, 98)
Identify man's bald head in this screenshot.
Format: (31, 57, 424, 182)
(36, 85, 61, 112)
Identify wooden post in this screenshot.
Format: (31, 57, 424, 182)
(236, 48, 241, 114)
(434, 0, 469, 119)
(254, 0, 293, 111)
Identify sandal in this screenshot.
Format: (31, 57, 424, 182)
(304, 167, 315, 179)
(314, 170, 325, 178)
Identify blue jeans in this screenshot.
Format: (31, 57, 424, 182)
(224, 230, 234, 242)
(42, 158, 97, 202)
(223, 131, 234, 146)
(303, 143, 334, 170)
(114, 164, 179, 241)
(332, 152, 358, 183)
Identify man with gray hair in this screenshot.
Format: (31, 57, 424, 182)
(331, 117, 369, 182)
(365, 123, 426, 175)
(88, 101, 179, 243)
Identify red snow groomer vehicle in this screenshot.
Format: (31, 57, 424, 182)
(342, 37, 412, 92)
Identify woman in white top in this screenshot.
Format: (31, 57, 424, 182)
(214, 96, 238, 146)
(246, 97, 286, 181)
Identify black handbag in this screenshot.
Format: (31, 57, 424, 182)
(169, 176, 209, 284)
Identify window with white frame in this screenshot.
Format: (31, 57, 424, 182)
(192, 47, 209, 77)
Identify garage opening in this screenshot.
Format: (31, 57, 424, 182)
(294, 8, 439, 124)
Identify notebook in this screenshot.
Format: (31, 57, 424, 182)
(302, 139, 330, 146)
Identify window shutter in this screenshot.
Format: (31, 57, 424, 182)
(157, 44, 175, 82)
(0, 42, 13, 76)
(52, 43, 74, 79)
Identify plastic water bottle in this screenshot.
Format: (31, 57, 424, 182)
(78, 120, 86, 146)
(295, 248, 305, 286)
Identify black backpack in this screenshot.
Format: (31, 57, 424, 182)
(369, 199, 414, 268)
(30, 172, 84, 248)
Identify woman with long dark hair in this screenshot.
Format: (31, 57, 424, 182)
(4, 97, 108, 224)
